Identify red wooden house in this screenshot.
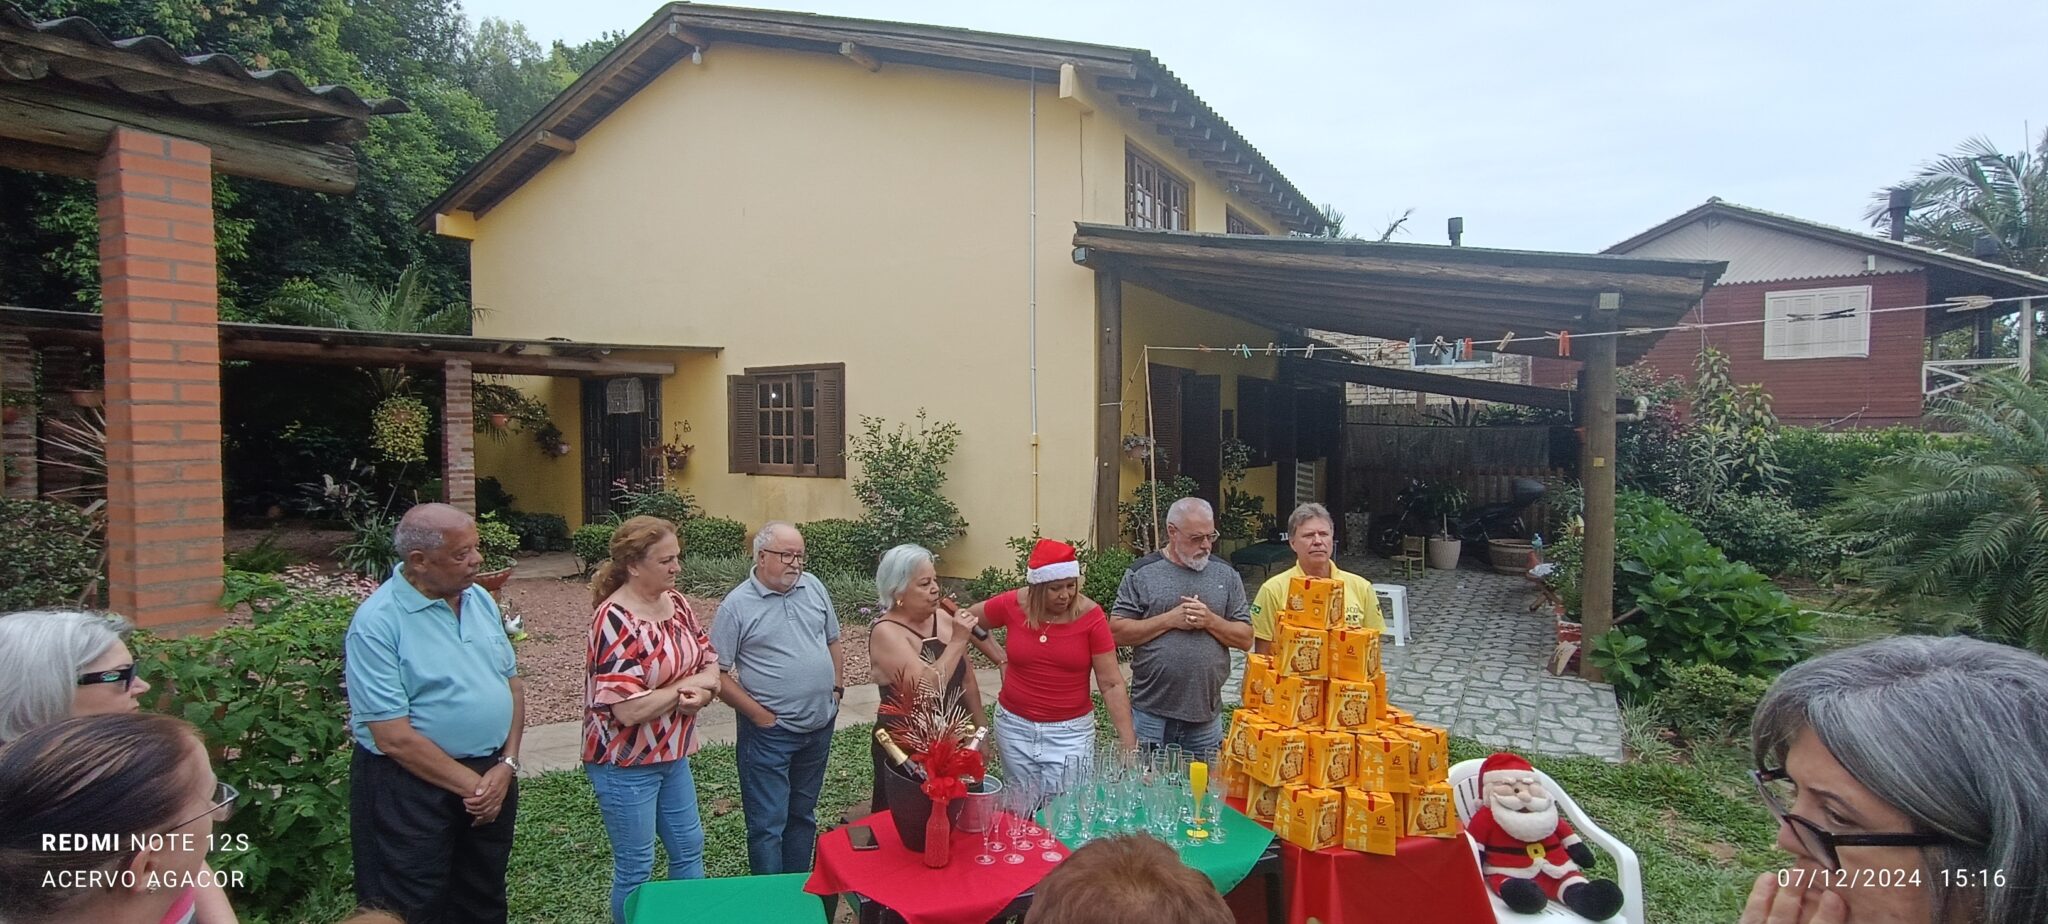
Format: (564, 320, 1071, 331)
(1537, 199, 2048, 427)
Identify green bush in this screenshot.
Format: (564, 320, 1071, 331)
(571, 522, 616, 571)
(613, 479, 699, 525)
(1119, 476, 1200, 551)
(682, 515, 748, 559)
(964, 565, 1020, 602)
(1774, 426, 1954, 512)
(224, 532, 296, 574)
(817, 569, 881, 624)
(678, 555, 751, 597)
(1689, 492, 1829, 576)
(335, 510, 399, 579)
(1653, 662, 1773, 743)
(475, 476, 516, 516)
(848, 411, 968, 562)
(800, 518, 869, 577)
(1586, 492, 1814, 704)
(506, 512, 570, 552)
(0, 498, 98, 609)
(477, 513, 520, 571)
(133, 571, 359, 915)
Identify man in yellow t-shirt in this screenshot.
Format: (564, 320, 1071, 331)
(1250, 503, 1383, 651)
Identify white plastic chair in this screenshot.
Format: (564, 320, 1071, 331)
(1447, 758, 1644, 924)
(1374, 584, 1409, 647)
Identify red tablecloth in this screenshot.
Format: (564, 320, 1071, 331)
(1281, 835, 1495, 924)
(804, 811, 1066, 924)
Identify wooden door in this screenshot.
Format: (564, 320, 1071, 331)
(1147, 363, 1186, 481)
(581, 377, 662, 521)
(1183, 374, 1222, 505)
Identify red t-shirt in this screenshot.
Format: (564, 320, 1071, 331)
(984, 588, 1113, 722)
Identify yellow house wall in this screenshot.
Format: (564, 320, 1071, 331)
(463, 42, 1299, 571)
(473, 375, 584, 522)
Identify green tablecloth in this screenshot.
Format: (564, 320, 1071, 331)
(1041, 804, 1275, 895)
(625, 872, 825, 924)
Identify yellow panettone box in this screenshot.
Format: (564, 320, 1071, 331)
(1248, 727, 1307, 786)
(1350, 732, 1389, 790)
(1370, 674, 1391, 721)
(1304, 731, 1355, 789)
(1328, 628, 1382, 683)
(1357, 731, 1416, 792)
(1324, 680, 1380, 732)
(1223, 754, 1251, 800)
(1342, 789, 1402, 856)
(1280, 575, 1346, 631)
(1245, 779, 1282, 825)
(1244, 654, 1280, 711)
(1225, 709, 1276, 766)
(1338, 588, 1376, 631)
(1398, 724, 1450, 783)
(1274, 624, 1329, 679)
(1276, 784, 1343, 851)
(1260, 675, 1326, 730)
(1405, 782, 1462, 838)
(1381, 703, 1413, 727)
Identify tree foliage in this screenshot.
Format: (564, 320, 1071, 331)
(1867, 130, 2048, 275)
(1829, 369, 2048, 653)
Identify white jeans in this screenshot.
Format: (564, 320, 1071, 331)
(993, 703, 1097, 798)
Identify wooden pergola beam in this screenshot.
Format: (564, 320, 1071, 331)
(838, 42, 881, 72)
(0, 83, 356, 194)
(1286, 356, 1632, 413)
(222, 339, 676, 377)
(533, 129, 576, 154)
(5, 27, 368, 121)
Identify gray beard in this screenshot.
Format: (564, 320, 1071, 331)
(1493, 802, 1560, 843)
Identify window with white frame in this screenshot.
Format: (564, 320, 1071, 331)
(1409, 340, 1494, 368)
(1764, 285, 1871, 360)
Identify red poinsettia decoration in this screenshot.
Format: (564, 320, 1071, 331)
(913, 734, 986, 803)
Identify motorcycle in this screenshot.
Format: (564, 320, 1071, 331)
(1453, 477, 1546, 544)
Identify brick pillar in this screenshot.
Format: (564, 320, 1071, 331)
(442, 359, 475, 513)
(98, 128, 224, 628)
(1, 335, 36, 499)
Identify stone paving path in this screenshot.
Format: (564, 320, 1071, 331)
(1331, 555, 1624, 762)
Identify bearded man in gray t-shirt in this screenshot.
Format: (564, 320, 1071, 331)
(1110, 497, 1253, 755)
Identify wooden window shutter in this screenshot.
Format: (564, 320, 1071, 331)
(728, 374, 759, 473)
(1237, 376, 1272, 465)
(1148, 363, 1184, 481)
(816, 365, 847, 478)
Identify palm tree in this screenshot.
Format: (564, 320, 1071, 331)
(1306, 203, 1414, 242)
(1865, 131, 2048, 275)
(268, 262, 474, 335)
(1829, 367, 2048, 652)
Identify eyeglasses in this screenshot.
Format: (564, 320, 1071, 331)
(1170, 527, 1222, 544)
(169, 781, 240, 831)
(763, 549, 807, 566)
(77, 664, 137, 691)
(1751, 767, 1948, 870)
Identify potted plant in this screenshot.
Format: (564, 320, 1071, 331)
(474, 513, 521, 593)
(0, 392, 32, 425)
(1406, 481, 1467, 569)
(488, 412, 510, 430)
(1121, 432, 1156, 461)
(650, 420, 694, 471)
(67, 387, 102, 409)
(534, 422, 571, 458)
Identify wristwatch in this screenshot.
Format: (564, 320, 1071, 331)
(833, 685, 846, 699)
(498, 754, 522, 773)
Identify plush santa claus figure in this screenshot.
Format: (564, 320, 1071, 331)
(1465, 752, 1623, 920)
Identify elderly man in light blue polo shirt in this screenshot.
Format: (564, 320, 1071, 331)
(712, 520, 845, 875)
(345, 503, 526, 924)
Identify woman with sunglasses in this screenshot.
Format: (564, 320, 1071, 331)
(0, 712, 241, 924)
(0, 609, 154, 742)
(1742, 636, 2048, 924)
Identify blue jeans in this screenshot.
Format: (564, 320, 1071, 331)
(734, 720, 835, 874)
(585, 758, 706, 924)
(1131, 707, 1224, 758)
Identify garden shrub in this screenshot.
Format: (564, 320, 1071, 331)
(817, 569, 882, 623)
(1119, 476, 1201, 551)
(133, 570, 365, 915)
(964, 536, 1140, 607)
(964, 565, 1020, 602)
(682, 515, 748, 559)
(475, 476, 516, 516)
(1586, 492, 1813, 704)
(476, 513, 520, 571)
(0, 498, 97, 609)
(613, 479, 699, 525)
(224, 532, 295, 574)
(335, 510, 400, 578)
(507, 511, 570, 552)
(800, 518, 869, 577)
(1652, 662, 1773, 743)
(1773, 426, 1954, 512)
(848, 411, 968, 563)
(678, 555, 750, 598)
(1688, 491, 1829, 576)
(572, 522, 616, 571)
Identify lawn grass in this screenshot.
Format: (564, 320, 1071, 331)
(271, 725, 1783, 924)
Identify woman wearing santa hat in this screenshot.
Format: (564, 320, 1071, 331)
(1740, 635, 2048, 924)
(964, 538, 1137, 796)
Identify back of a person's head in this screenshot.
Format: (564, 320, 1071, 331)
(0, 609, 132, 742)
(0, 712, 200, 923)
(1023, 834, 1231, 924)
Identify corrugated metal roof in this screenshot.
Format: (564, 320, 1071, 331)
(1, 3, 405, 121)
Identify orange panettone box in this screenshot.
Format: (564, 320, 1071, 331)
(1223, 755, 1251, 800)
(1381, 703, 1413, 727)
(1328, 628, 1382, 683)
(1342, 789, 1402, 856)
(1276, 785, 1343, 851)
(1248, 727, 1307, 786)
(1324, 680, 1380, 732)
(1350, 733, 1389, 790)
(1225, 709, 1275, 766)
(1304, 731, 1355, 789)
(1406, 782, 1461, 838)
(1357, 731, 1415, 792)
(1280, 575, 1346, 631)
(1275, 624, 1329, 679)
(1400, 724, 1450, 783)
(1244, 654, 1280, 711)
(1260, 675, 1325, 730)
(1245, 779, 1282, 825)
(1370, 675, 1390, 721)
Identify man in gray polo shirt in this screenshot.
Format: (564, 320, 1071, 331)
(1111, 497, 1253, 756)
(712, 521, 845, 874)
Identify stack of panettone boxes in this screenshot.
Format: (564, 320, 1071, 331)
(1224, 575, 1459, 855)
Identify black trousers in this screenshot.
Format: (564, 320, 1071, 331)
(351, 743, 519, 924)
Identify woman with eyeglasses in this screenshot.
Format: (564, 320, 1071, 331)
(0, 609, 154, 742)
(0, 712, 241, 924)
(1741, 636, 2048, 924)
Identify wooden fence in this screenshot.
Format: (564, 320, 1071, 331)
(1341, 422, 1571, 538)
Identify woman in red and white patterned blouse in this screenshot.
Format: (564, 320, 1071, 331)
(583, 516, 720, 924)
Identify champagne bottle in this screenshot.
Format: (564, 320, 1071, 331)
(875, 728, 926, 780)
(961, 726, 991, 753)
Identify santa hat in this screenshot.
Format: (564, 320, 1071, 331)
(1025, 538, 1081, 584)
(1480, 752, 1534, 785)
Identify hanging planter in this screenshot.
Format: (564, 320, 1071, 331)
(371, 395, 430, 463)
(488, 412, 510, 430)
(1121, 432, 1155, 461)
(68, 388, 103, 409)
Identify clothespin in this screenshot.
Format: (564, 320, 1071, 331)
(1264, 342, 1276, 355)
(1553, 330, 1571, 357)
(1198, 344, 1213, 353)
(1496, 331, 1516, 352)
(1237, 343, 1254, 359)
(1431, 335, 1451, 357)
(1303, 343, 1316, 359)
(1408, 336, 1419, 357)
(1459, 338, 1474, 361)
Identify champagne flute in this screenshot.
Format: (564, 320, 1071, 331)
(1001, 787, 1027, 864)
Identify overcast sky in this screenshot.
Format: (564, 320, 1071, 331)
(458, 0, 2047, 253)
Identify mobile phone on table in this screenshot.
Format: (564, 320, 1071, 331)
(848, 825, 879, 851)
